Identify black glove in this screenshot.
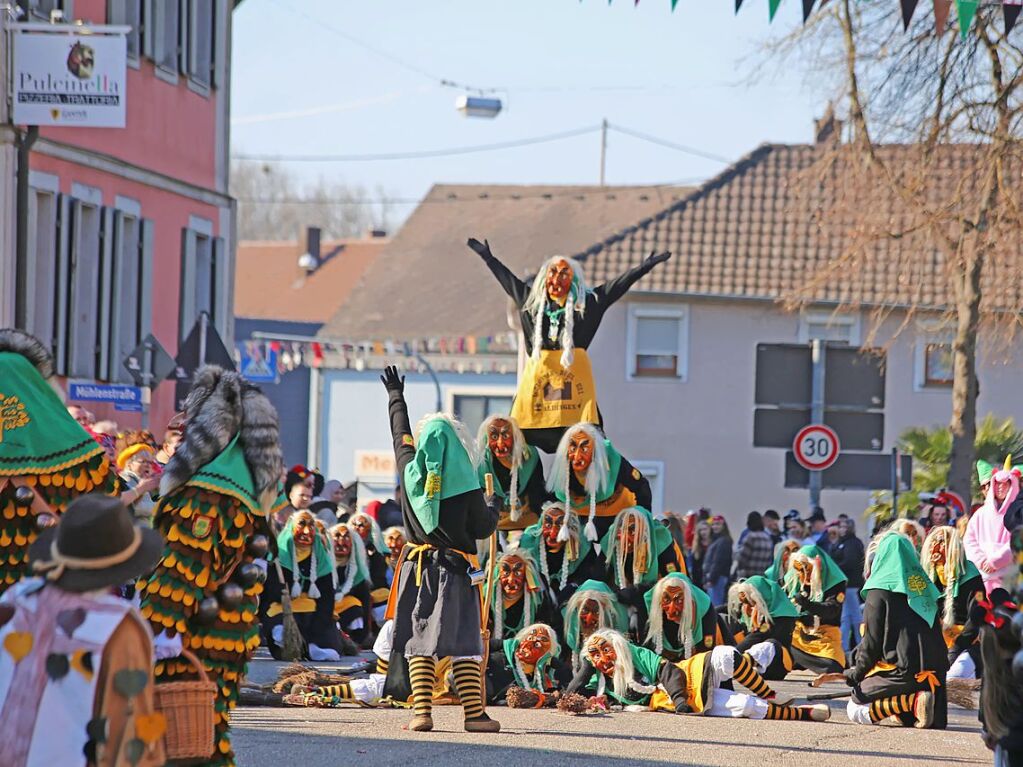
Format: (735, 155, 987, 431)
(467, 237, 493, 260)
(645, 250, 671, 267)
(380, 365, 405, 394)
(616, 585, 640, 606)
(793, 593, 812, 609)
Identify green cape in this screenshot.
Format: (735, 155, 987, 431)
(591, 641, 663, 704)
(0, 352, 104, 476)
(502, 636, 558, 690)
(478, 445, 539, 505)
(518, 516, 592, 584)
(599, 507, 673, 587)
(276, 515, 336, 581)
(785, 544, 847, 598)
(563, 579, 628, 653)
(403, 417, 480, 535)
(745, 574, 800, 619)
(945, 557, 983, 598)
(643, 572, 712, 652)
(186, 436, 260, 516)
(554, 439, 623, 507)
(863, 534, 941, 625)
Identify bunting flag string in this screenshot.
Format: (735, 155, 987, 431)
(901, 0, 920, 29)
(955, 0, 979, 37)
(1005, 0, 1023, 33)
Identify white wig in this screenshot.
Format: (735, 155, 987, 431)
(289, 511, 328, 600)
(511, 622, 562, 691)
(536, 501, 581, 587)
(414, 412, 479, 467)
(522, 255, 590, 369)
(565, 586, 621, 671)
(350, 510, 387, 554)
(547, 423, 610, 543)
(583, 629, 657, 700)
(727, 580, 773, 633)
(604, 507, 655, 590)
(645, 575, 697, 659)
(921, 525, 969, 630)
(492, 547, 541, 641)
(476, 414, 530, 522)
(891, 518, 926, 553)
(328, 521, 368, 598)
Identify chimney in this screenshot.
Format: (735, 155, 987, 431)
(814, 103, 842, 145)
(366, 228, 387, 239)
(306, 226, 321, 263)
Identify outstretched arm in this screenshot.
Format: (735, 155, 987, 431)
(593, 251, 671, 306)
(467, 238, 531, 307)
(382, 366, 415, 473)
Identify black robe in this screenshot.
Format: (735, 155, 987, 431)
(260, 556, 341, 658)
(933, 572, 985, 671)
(490, 453, 549, 531)
(844, 589, 949, 729)
(537, 546, 604, 608)
(789, 581, 846, 674)
(645, 605, 719, 663)
(569, 456, 652, 547)
(480, 251, 664, 452)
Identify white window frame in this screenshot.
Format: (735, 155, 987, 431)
(184, 0, 213, 96)
(66, 183, 104, 379)
(631, 460, 665, 518)
(24, 0, 74, 22)
(625, 303, 689, 382)
(149, 0, 181, 84)
(443, 384, 516, 419)
(913, 318, 955, 392)
(25, 171, 60, 354)
(797, 309, 861, 346)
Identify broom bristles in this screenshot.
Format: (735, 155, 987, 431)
(946, 677, 980, 709)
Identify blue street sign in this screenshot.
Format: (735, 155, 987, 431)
(238, 346, 279, 384)
(68, 381, 143, 409)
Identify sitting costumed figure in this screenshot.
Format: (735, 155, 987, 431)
(476, 415, 548, 533)
(567, 629, 829, 721)
(920, 525, 985, 679)
(380, 366, 501, 733)
(783, 545, 848, 674)
(486, 623, 572, 706)
(139, 365, 281, 767)
(601, 507, 687, 630)
(467, 238, 671, 453)
(965, 457, 1023, 594)
(488, 548, 560, 643)
(890, 518, 927, 554)
(548, 424, 652, 547)
(0, 330, 118, 594)
(764, 540, 801, 587)
(645, 572, 719, 663)
(349, 510, 392, 624)
(518, 502, 601, 606)
(562, 580, 629, 670)
(262, 511, 345, 660)
(728, 576, 800, 680)
(328, 522, 374, 644)
(383, 525, 406, 583)
(841, 534, 948, 729)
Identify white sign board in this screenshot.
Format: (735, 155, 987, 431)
(354, 450, 397, 481)
(12, 27, 127, 127)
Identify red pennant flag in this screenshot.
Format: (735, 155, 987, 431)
(1005, 0, 1023, 34)
(802, 0, 815, 22)
(933, 0, 950, 34)
(900, 0, 918, 29)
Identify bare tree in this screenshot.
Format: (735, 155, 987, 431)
(230, 162, 395, 241)
(764, 2, 1023, 505)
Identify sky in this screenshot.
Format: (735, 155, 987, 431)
(230, 0, 828, 225)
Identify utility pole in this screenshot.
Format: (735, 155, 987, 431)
(809, 338, 825, 510)
(599, 118, 608, 186)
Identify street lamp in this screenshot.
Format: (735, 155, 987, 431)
(455, 94, 502, 119)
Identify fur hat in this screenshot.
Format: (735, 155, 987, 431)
(0, 328, 54, 379)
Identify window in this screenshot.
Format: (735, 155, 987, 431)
(798, 310, 860, 345)
(451, 393, 514, 437)
(107, 0, 141, 62)
(107, 199, 155, 383)
(21, 0, 73, 21)
(180, 221, 226, 344)
(185, 0, 213, 89)
(626, 304, 688, 381)
(924, 343, 954, 386)
(913, 319, 955, 391)
(151, 0, 180, 79)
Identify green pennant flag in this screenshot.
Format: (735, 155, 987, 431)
(769, 0, 782, 21)
(954, 0, 977, 39)
(671, 0, 679, 10)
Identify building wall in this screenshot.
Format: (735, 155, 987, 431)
(588, 296, 1023, 531)
(316, 369, 517, 507)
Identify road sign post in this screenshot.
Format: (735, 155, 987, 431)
(809, 339, 825, 509)
(123, 334, 176, 430)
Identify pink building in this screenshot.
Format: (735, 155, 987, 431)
(0, 0, 239, 432)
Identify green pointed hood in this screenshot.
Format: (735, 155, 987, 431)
(563, 580, 628, 652)
(478, 444, 539, 504)
(600, 507, 673, 587)
(186, 435, 260, 515)
(502, 635, 557, 690)
(0, 352, 105, 476)
(643, 572, 712, 653)
(764, 540, 801, 583)
(863, 533, 941, 625)
(745, 575, 800, 619)
(553, 439, 623, 507)
(276, 514, 335, 581)
(784, 544, 847, 600)
(403, 416, 480, 535)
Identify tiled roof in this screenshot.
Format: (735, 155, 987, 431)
(319, 184, 688, 340)
(234, 237, 387, 324)
(575, 142, 1019, 311)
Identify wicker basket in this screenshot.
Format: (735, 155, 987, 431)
(154, 649, 217, 764)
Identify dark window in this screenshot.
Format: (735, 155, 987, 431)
(186, 0, 213, 88)
(153, 0, 180, 75)
(924, 343, 954, 387)
(107, 0, 141, 60)
(452, 394, 514, 437)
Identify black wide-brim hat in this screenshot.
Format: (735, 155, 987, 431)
(29, 493, 164, 592)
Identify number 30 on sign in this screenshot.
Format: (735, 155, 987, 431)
(793, 424, 840, 471)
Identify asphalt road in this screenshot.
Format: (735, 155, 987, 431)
(231, 660, 992, 767)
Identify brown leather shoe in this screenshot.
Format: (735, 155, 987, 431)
(913, 692, 933, 729)
(464, 714, 501, 733)
(408, 713, 434, 732)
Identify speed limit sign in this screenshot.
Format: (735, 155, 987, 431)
(793, 424, 840, 471)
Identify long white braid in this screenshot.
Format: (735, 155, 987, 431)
(585, 629, 657, 698)
(539, 504, 577, 587)
(494, 551, 537, 639)
(510, 624, 561, 691)
(609, 509, 652, 589)
(560, 293, 576, 368)
(549, 424, 608, 544)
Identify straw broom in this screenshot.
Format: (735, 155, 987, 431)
(274, 559, 305, 661)
(480, 473, 498, 704)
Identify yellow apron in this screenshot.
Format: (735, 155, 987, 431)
(672, 653, 710, 714)
(511, 349, 600, 430)
(568, 484, 638, 519)
(790, 623, 846, 667)
(498, 504, 540, 532)
(942, 624, 965, 650)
